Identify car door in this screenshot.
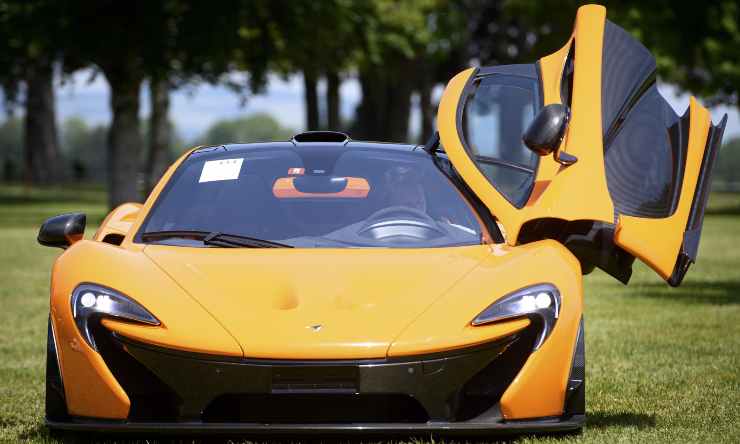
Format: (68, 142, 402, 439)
(437, 4, 727, 286)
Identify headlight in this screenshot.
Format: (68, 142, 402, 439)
(471, 283, 560, 351)
(71, 284, 160, 351)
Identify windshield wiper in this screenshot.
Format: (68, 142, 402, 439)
(203, 232, 293, 248)
(141, 230, 293, 248)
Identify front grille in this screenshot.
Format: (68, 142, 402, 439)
(95, 327, 535, 424)
(202, 393, 429, 423)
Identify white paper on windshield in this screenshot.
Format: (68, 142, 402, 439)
(199, 158, 243, 183)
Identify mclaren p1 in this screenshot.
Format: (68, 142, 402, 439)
(40, 5, 726, 436)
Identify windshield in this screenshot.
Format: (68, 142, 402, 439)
(138, 144, 485, 248)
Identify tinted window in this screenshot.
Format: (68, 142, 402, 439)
(140, 146, 484, 248)
(462, 74, 540, 207)
(604, 85, 685, 218)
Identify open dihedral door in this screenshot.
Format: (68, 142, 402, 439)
(437, 4, 727, 286)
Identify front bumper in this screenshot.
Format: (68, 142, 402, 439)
(49, 323, 584, 435)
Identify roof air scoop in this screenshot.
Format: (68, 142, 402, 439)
(292, 131, 350, 144)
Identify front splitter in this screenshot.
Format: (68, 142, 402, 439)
(47, 415, 585, 436)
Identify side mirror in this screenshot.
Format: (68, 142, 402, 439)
(38, 213, 86, 249)
(523, 103, 570, 156)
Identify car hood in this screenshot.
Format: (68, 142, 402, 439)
(143, 244, 490, 359)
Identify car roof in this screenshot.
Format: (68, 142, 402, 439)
(212, 140, 420, 154)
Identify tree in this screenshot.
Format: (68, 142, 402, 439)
(350, 0, 435, 142)
(415, 0, 469, 143)
(270, 1, 371, 132)
(350, 0, 469, 143)
(608, 0, 740, 112)
(326, 71, 342, 130)
(506, 0, 740, 112)
(0, 0, 71, 184)
(145, 79, 171, 193)
(61, 0, 283, 208)
(22, 62, 60, 184)
(57, 1, 163, 206)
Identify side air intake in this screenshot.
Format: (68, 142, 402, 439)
(292, 131, 350, 144)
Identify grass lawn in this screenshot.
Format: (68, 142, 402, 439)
(0, 185, 738, 443)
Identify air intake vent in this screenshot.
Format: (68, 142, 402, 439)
(292, 131, 350, 144)
(101, 233, 125, 246)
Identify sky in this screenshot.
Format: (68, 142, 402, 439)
(28, 68, 740, 144)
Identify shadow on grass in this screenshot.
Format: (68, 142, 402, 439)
(19, 424, 251, 444)
(21, 424, 570, 444)
(0, 184, 109, 228)
(705, 191, 740, 215)
(0, 194, 99, 205)
(0, 415, 20, 428)
(634, 280, 740, 305)
(705, 206, 740, 216)
(0, 211, 108, 228)
(0, 188, 105, 206)
(587, 411, 656, 429)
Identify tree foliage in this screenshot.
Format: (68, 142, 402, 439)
(0, 1, 72, 102)
(606, 0, 740, 109)
(198, 113, 295, 146)
(55, 1, 290, 207)
(506, 0, 740, 110)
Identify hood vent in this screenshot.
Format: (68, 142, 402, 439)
(292, 131, 350, 144)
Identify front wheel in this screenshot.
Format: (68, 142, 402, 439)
(45, 317, 68, 422)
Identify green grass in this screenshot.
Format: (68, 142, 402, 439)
(0, 186, 738, 443)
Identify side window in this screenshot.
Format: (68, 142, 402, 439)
(461, 74, 540, 208)
(604, 84, 687, 218)
(600, 20, 680, 219)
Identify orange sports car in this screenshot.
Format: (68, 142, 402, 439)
(39, 5, 726, 436)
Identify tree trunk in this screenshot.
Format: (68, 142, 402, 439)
(385, 77, 413, 142)
(23, 62, 60, 184)
(384, 58, 414, 142)
(418, 66, 434, 144)
(326, 71, 341, 131)
(105, 68, 144, 209)
(352, 70, 386, 140)
(353, 61, 414, 142)
(145, 78, 171, 193)
(303, 70, 319, 131)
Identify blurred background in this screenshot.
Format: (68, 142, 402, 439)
(0, 0, 738, 209)
(1, 4, 739, 441)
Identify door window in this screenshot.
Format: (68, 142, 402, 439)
(461, 75, 540, 207)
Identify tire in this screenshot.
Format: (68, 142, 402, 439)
(46, 317, 69, 422)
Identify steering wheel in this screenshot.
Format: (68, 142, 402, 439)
(358, 206, 444, 240)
